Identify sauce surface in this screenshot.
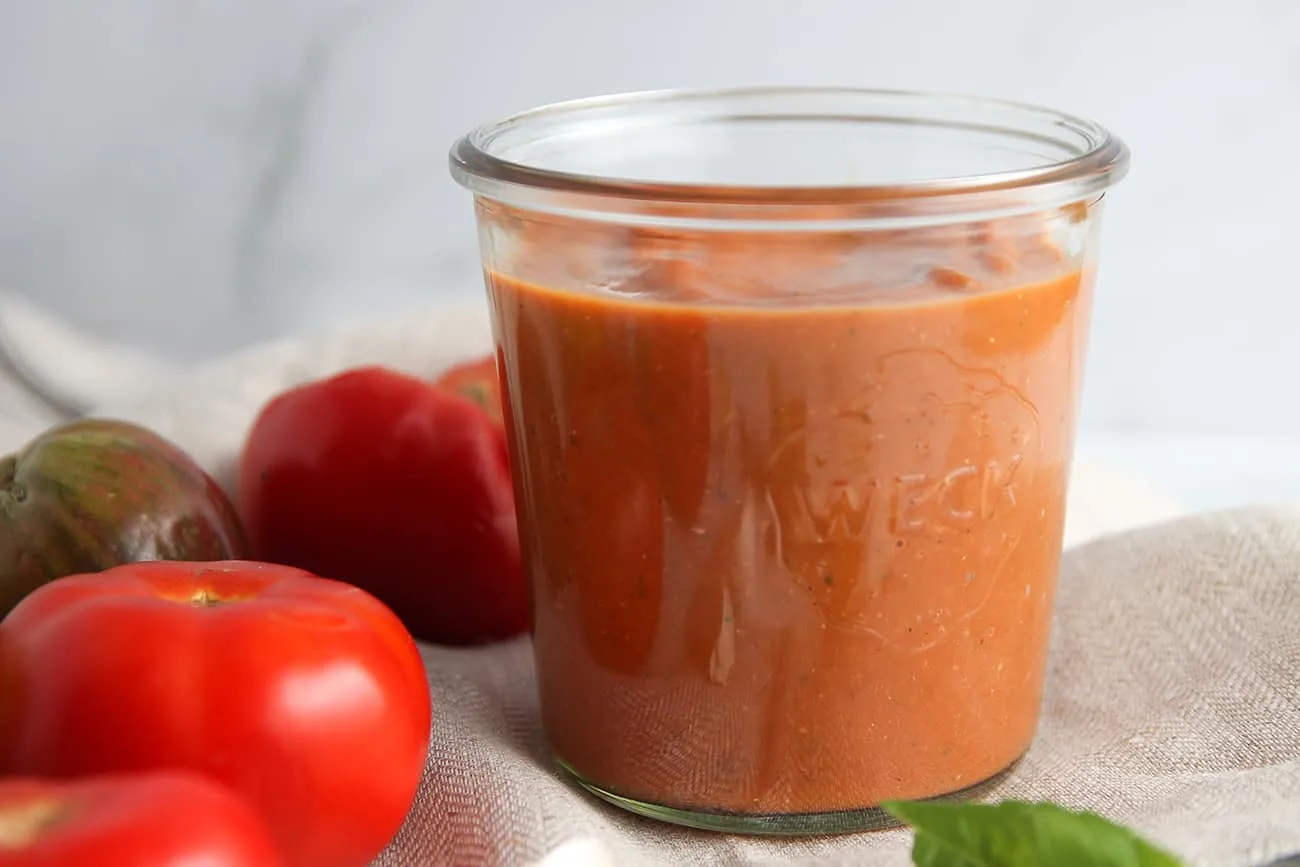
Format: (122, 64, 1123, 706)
(487, 211, 1093, 815)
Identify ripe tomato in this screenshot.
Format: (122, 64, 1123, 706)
(0, 771, 282, 867)
(0, 561, 431, 867)
(432, 353, 504, 427)
(238, 366, 528, 645)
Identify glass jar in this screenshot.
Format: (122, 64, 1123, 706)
(450, 88, 1129, 834)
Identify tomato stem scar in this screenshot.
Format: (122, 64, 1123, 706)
(0, 797, 67, 848)
(0, 456, 20, 501)
(189, 588, 224, 607)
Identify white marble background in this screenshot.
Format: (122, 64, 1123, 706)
(0, 0, 1298, 508)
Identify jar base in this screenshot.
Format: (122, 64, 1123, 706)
(557, 755, 1023, 836)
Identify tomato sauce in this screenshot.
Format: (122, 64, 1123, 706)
(487, 212, 1092, 816)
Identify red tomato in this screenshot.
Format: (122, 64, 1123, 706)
(432, 353, 504, 427)
(0, 561, 431, 867)
(238, 365, 528, 645)
(0, 771, 282, 867)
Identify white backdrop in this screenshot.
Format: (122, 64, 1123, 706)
(1, 0, 1297, 448)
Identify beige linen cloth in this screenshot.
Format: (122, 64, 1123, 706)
(0, 295, 1294, 867)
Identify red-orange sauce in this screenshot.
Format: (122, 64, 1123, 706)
(487, 208, 1093, 815)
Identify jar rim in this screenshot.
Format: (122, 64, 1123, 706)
(449, 87, 1129, 218)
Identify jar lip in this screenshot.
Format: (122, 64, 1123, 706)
(449, 86, 1129, 212)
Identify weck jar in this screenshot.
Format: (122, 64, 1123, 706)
(450, 87, 1129, 833)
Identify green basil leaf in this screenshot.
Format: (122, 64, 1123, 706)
(882, 799, 1184, 867)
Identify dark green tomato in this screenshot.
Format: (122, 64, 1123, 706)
(0, 419, 248, 616)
